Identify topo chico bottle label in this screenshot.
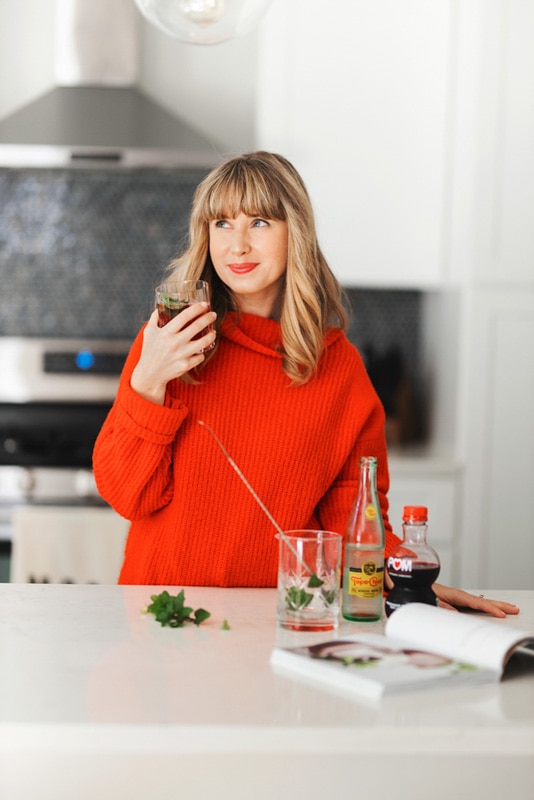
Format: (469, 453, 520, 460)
(347, 555, 384, 599)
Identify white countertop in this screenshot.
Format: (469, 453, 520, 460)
(0, 584, 533, 800)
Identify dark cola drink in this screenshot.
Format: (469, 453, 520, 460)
(385, 561, 440, 616)
(384, 506, 440, 618)
(155, 281, 215, 351)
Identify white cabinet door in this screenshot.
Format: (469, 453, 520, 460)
(460, 290, 534, 589)
(472, 0, 534, 287)
(257, 0, 454, 287)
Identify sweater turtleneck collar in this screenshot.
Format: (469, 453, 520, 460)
(220, 311, 345, 358)
(220, 312, 283, 358)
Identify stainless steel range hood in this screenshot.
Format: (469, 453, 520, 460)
(0, 0, 219, 168)
(0, 86, 219, 168)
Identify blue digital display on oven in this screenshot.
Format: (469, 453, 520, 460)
(44, 350, 126, 375)
(75, 350, 95, 371)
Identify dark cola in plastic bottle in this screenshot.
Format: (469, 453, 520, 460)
(385, 505, 440, 617)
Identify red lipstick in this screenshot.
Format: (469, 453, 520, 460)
(228, 262, 258, 274)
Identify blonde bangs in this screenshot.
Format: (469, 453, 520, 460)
(199, 162, 288, 223)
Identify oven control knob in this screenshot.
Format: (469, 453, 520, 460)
(2, 437, 18, 454)
(18, 469, 36, 494)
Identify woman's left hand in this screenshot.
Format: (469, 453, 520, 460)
(433, 583, 520, 618)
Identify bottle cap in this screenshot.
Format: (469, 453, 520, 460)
(402, 505, 428, 522)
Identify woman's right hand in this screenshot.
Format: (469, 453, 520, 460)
(130, 303, 217, 405)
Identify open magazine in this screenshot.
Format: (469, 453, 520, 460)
(270, 603, 534, 700)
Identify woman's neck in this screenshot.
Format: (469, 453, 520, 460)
(234, 294, 282, 321)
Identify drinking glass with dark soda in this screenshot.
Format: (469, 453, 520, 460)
(155, 280, 215, 352)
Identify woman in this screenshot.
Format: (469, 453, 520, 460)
(93, 151, 517, 618)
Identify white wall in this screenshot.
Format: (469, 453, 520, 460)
(0, 0, 56, 118)
(138, 23, 258, 154)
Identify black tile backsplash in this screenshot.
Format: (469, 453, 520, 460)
(0, 167, 209, 339)
(0, 168, 425, 442)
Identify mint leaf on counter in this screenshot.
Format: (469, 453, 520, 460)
(144, 589, 211, 628)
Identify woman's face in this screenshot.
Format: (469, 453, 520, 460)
(208, 211, 288, 319)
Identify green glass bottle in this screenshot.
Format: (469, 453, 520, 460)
(342, 456, 385, 621)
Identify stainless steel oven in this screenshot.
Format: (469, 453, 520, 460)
(0, 337, 130, 581)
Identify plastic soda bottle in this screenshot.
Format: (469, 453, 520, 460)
(342, 456, 385, 622)
(384, 505, 440, 617)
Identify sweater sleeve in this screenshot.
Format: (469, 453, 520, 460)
(92, 327, 189, 520)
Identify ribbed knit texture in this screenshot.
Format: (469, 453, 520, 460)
(93, 312, 401, 586)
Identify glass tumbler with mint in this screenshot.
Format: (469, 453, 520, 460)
(156, 280, 215, 351)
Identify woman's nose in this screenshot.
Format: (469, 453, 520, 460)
(230, 229, 251, 255)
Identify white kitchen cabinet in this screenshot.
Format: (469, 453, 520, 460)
(470, 0, 534, 287)
(459, 289, 534, 589)
(10, 506, 129, 584)
(453, 1, 534, 588)
(388, 457, 461, 585)
(257, 0, 455, 287)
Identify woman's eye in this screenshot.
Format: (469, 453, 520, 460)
(214, 220, 229, 228)
(252, 218, 269, 227)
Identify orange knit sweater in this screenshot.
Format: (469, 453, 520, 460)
(93, 312, 401, 586)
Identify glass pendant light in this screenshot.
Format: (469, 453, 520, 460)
(133, 0, 273, 45)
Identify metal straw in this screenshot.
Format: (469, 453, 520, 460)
(198, 420, 317, 578)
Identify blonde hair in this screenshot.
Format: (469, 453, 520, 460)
(166, 151, 347, 384)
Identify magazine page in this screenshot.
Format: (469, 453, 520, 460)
(385, 603, 533, 674)
(270, 631, 497, 700)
